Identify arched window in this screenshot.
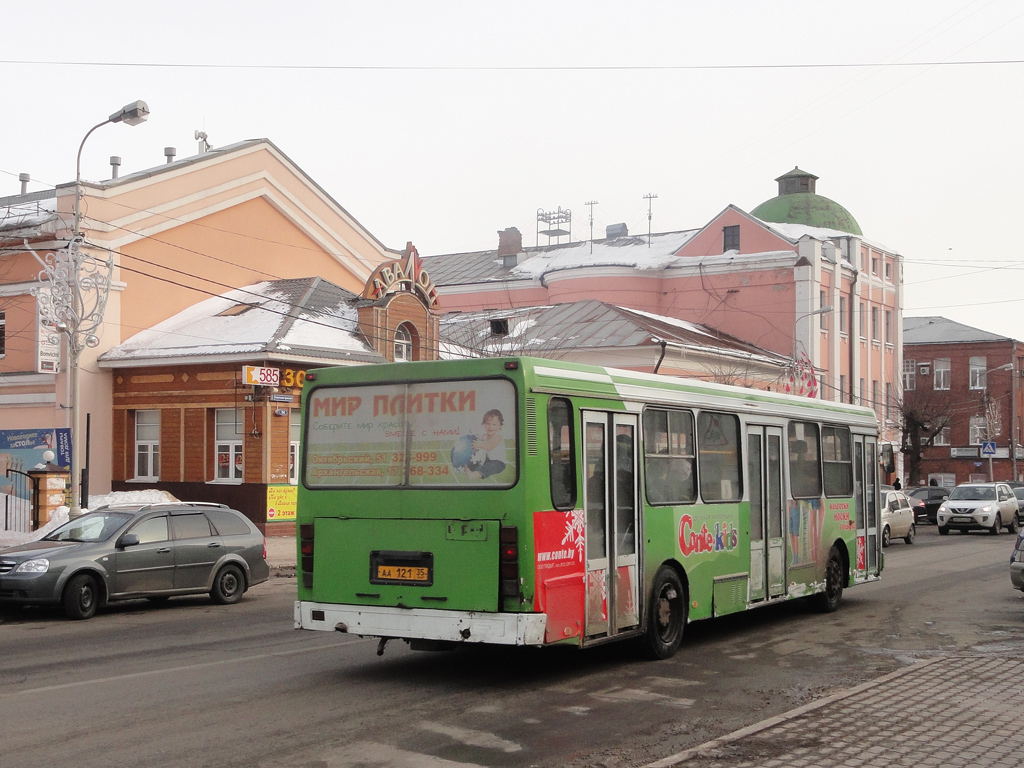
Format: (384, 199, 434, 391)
(394, 324, 413, 362)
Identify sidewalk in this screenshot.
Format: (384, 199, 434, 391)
(644, 655, 1024, 768)
(265, 534, 296, 575)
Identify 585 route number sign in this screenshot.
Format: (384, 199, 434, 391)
(243, 365, 280, 387)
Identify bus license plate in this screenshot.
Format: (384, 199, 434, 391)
(376, 565, 430, 582)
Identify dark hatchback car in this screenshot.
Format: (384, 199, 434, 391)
(907, 486, 951, 524)
(0, 502, 269, 620)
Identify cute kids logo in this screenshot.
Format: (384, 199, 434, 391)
(678, 514, 739, 556)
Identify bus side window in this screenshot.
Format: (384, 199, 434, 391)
(822, 426, 853, 497)
(643, 408, 696, 504)
(789, 421, 823, 498)
(697, 411, 741, 502)
(548, 398, 576, 510)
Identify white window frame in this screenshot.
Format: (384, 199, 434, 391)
(934, 359, 951, 391)
(289, 414, 301, 485)
(394, 324, 413, 362)
(903, 359, 916, 391)
(969, 416, 988, 445)
(215, 408, 243, 481)
(969, 356, 987, 390)
(933, 426, 950, 446)
(134, 409, 160, 481)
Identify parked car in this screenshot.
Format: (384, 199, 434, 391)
(0, 502, 269, 620)
(906, 486, 952, 524)
(1011, 485, 1024, 519)
(936, 482, 1020, 536)
(880, 485, 915, 547)
(1010, 529, 1024, 592)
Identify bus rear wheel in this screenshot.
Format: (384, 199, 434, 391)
(638, 566, 687, 660)
(812, 546, 844, 613)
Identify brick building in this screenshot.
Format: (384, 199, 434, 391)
(903, 316, 1024, 486)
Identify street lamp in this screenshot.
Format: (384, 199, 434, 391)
(46, 100, 150, 517)
(983, 363, 1013, 482)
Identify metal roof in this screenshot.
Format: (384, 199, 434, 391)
(903, 316, 1011, 345)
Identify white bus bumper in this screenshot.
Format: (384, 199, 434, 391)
(294, 601, 548, 646)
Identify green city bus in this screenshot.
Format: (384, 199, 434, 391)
(294, 357, 882, 658)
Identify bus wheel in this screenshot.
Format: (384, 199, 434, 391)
(812, 546, 844, 614)
(639, 566, 687, 660)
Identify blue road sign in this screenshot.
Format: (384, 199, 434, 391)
(981, 441, 997, 456)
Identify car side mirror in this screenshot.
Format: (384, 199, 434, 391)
(120, 533, 140, 548)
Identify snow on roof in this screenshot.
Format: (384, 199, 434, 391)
(101, 277, 379, 364)
(508, 230, 699, 280)
(0, 191, 59, 234)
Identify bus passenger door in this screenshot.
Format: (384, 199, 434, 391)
(747, 425, 786, 601)
(854, 436, 879, 576)
(582, 412, 640, 640)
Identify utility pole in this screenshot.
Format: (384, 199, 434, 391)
(643, 193, 658, 247)
(586, 200, 599, 254)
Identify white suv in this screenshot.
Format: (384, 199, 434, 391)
(937, 482, 1020, 536)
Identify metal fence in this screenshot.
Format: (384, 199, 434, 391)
(3, 469, 38, 534)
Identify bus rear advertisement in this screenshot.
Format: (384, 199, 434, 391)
(294, 357, 882, 659)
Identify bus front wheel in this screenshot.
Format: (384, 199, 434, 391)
(639, 566, 687, 660)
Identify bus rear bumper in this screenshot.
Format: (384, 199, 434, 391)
(294, 601, 548, 646)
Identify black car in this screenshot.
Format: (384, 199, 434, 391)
(906, 486, 952, 524)
(0, 502, 269, 619)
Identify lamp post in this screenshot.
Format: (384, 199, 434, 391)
(983, 363, 1013, 482)
(47, 100, 150, 517)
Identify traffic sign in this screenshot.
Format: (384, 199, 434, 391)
(981, 441, 997, 456)
(243, 365, 280, 387)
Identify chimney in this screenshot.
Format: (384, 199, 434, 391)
(164, 147, 176, 164)
(498, 227, 523, 268)
(18, 173, 29, 194)
(110, 157, 121, 179)
(606, 223, 628, 239)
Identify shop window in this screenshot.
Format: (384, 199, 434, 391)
(215, 408, 243, 481)
(135, 410, 160, 481)
(289, 415, 301, 485)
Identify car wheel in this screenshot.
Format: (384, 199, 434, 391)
(938, 526, 949, 536)
(637, 566, 687, 660)
(904, 524, 916, 545)
(210, 563, 246, 605)
(881, 525, 891, 548)
(1009, 514, 1020, 535)
(812, 545, 845, 613)
(991, 516, 1001, 536)
(63, 573, 99, 620)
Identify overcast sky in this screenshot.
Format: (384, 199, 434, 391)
(2, 1, 1022, 341)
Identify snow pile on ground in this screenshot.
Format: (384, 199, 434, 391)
(0, 489, 178, 549)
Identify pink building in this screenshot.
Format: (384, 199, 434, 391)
(423, 168, 904, 464)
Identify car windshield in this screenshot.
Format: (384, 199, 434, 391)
(42, 511, 134, 542)
(949, 485, 995, 501)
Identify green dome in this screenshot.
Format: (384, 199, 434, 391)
(750, 167, 862, 235)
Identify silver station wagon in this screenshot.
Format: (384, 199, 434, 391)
(0, 502, 270, 619)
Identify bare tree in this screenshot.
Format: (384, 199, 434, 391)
(899, 386, 976, 486)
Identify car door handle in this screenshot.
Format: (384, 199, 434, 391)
(207, 542, 222, 549)
(157, 548, 171, 554)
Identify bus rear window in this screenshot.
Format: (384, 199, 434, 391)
(303, 379, 516, 488)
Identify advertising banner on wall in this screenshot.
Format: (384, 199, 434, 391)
(266, 484, 297, 522)
(0, 428, 72, 498)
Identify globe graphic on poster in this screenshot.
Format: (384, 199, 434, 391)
(450, 434, 477, 469)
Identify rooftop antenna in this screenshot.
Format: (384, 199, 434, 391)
(195, 130, 212, 154)
(536, 207, 572, 246)
(585, 200, 599, 254)
(644, 193, 658, 247)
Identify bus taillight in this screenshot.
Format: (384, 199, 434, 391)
(500, 526, 519, 599)
(299, 523, 314, 587)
